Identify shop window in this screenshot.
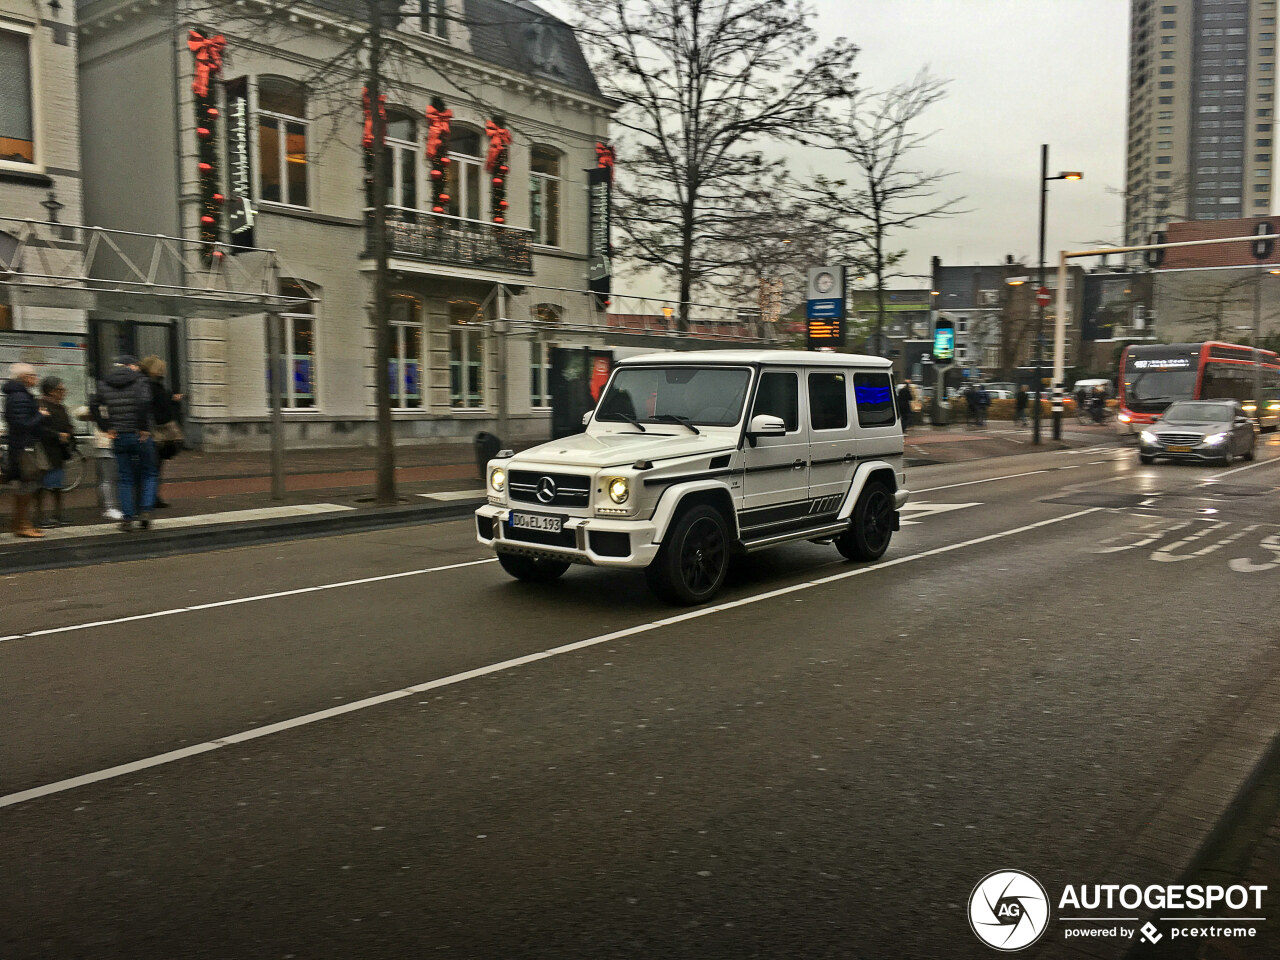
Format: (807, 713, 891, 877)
(258, 78, 309, 207)
(390, 293, 424, 408)
(530, 304, 560, 407)
(267, 280, 318, 409)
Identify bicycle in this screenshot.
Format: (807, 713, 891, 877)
(0, 436, 90, 491)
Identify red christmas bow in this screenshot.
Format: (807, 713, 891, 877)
(485, 121, 512, 171)
(596, 142, 616, 182)
(425, 105, 453, 161)
(362, 87, 387, 149)
(188, 31, 226, 98)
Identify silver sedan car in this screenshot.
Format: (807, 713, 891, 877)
(1138, 400, 1257, 465)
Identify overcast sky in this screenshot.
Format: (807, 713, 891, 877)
(805, 0, 1130, 286)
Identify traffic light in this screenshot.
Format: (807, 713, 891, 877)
(1145, 231, 1166, 268)
(932, 318, 955, 365)
(1253, 222, 1274, 260)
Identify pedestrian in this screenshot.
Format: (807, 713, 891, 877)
(139, 355, 183, 509)
(33, 376, 74, 528)
(92, 355, 157, 532)
(965, 385, 980, 427)
(74, 404, 123, 521)
(1015, 384, 1030, 427)
(2, 362, 50, 538)
(896, 378, 915, 431)
(976, 384, 991, 427)
(1090, 385, 1106, 424)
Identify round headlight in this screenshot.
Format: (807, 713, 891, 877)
(490, 467, 506, 492)
(607, 477, 630, 504)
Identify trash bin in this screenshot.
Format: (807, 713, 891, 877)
(474, 431, 502, 480)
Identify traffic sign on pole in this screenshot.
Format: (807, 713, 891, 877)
(1036, 287, 1051, 306)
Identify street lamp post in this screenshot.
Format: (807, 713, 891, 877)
(1035, 144, 1082, 444)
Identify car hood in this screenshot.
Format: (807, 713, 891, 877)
(512, 430, 736, 469)
(1152, 420, 1227, 431)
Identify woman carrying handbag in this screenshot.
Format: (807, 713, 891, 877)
(2, 362, 51, 539)
(140, 356, 183, 509)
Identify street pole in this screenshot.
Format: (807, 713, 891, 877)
(1034, 143, 1047, 445)
(1053, 249, 1068, 440)
(266, 311, 286, 501)
(496, 284, 510, 447)
(369, 0, 396, 505)
(1255, 270, 1264, 420)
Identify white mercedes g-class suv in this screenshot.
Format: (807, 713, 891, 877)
(475, 350, 909, 604)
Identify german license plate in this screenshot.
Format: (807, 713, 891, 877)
(510, 512, 563, 534)
(1166, 445, 1192, 453)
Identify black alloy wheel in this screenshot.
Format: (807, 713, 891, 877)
(646, 504, 730, 604)
(835, 483, 895, 562)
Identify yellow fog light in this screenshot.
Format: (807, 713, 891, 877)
(607, 476, 630, 504)
(490, 467, 506, 492)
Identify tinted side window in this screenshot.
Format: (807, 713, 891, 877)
(808, 371, 848, 431)
(751, 371, 799, 431)
(854, 372, 897, 427)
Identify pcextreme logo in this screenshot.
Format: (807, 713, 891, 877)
(968, 870, 1051, 951)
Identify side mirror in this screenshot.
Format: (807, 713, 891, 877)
(747, 414, 787, 438)
(582, 410, 593, 426)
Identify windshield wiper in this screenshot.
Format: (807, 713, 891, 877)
(605, 412, 646, 432)
(650, 414, 700, 434)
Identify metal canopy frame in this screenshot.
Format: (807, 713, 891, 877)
(1, 217, 319, 498)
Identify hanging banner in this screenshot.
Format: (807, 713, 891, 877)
(225, 77, 256, 251)
(587, 165, 612, 303)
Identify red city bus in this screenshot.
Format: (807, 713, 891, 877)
(1117, 341, 1280, 436)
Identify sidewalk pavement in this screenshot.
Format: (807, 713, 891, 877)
(0, 423, 1120, 572)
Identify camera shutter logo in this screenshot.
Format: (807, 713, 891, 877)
(536, 476, 558, 504)
(968, 869, 1050, 951)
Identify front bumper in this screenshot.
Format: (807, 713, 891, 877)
(475, 504, 662, 568)
(1139, 438, 1227, 461)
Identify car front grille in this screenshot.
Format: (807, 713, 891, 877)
(1158, 432, 1204, 445)
(509, 470, 591, 508)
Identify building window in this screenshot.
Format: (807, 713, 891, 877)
(1159, 110, 1174, 118)
(1158, 125, 1173, 134)
(1160, 4, 1175, 10)
(1160, 81, 1175, 89)
(529, 146, 561, 247)
(1200, 105, 1222, 113)
(1161, 20, 1176, 27)
(1160, 96, 1174, 103)
(1157, 156, 1172, 163)
(1157, 140, 1173, 148)
(258, 78, 309, 207)
(1160, 50, 1175, 58)
(445, 126, 484, 221)
(449, 301, 485, 408)
(1256, 183, 1271, 191)
(1257, 168, 1272, 177)
(385, 110, 418, 213)
(271, 280, 317, 409)
(0, 27, 35, 166)
(389, 293, 424, 408)
(530, 303, 560, 407)
(1157, 171, 1173, 178)
(1256, 199, 1270, 207)
(1159, 66, 1175, 74)
(1162, 35, 1176, 44)
(417, 0, 449, 39)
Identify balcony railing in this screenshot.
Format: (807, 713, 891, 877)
(366, 206, 533, 275)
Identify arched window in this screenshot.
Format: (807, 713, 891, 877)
(446, 125, 484, 221)
(389, 292, 424, 408)
(530, 146, 561, 246)
(530, 303, 561, 407)
(385, 109, 418, 212)
(271, 279, 318, 408)
(258, 77, 308, 207)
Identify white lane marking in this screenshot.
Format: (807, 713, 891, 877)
(0, 558, 499, 644)
(1211, 454, 1280, 480)
(1095, 520, 1191, 554)
(1230, 532, 1280, 573)
(899, 502, 981, 525)
(0, 507, 1103, 809)
(916, 470, 1048, 493)
(1150, 522, 1228, 562)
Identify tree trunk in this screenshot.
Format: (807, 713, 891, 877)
(369, 0, 396, 505)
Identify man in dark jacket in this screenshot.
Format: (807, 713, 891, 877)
(3, 362, 50, 538)
(92, 356, 157, 531)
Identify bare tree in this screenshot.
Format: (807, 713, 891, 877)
(812, 70, 964, 355)
(573, 0, 858, 329)
(1167, 273, 1256, 340)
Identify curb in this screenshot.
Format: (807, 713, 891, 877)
(0, 498, 485, 574)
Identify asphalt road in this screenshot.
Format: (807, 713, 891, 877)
(3, 435, 1280, 960)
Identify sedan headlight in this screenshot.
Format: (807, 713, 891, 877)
(607, 476, 630, 504)
(489, 467, 506, 492)
(1139, 430, 1158, 445)
(1204, 432, 1228, 446)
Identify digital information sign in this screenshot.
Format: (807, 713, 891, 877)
(933, 325, 955, 363)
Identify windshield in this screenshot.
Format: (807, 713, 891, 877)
(595, 366, 752, 427)
(1123, 368, 1197, 413)
(1163, 401, 1232, 423)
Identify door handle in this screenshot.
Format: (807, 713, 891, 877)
(793, 459, 805, 470)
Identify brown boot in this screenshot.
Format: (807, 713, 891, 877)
(12, 494, 44, 539)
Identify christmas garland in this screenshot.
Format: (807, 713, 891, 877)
(425, 98, 453, 214)
(485, 118, 511, 224)
(189, 30, 226, 260)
